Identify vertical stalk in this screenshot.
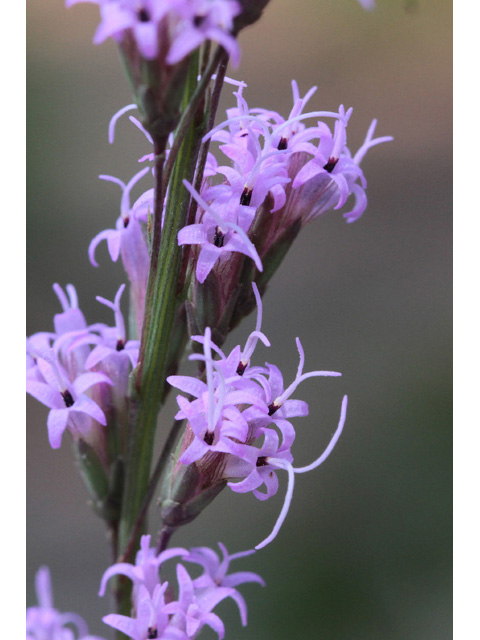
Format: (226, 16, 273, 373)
(118, 52, 202, 558)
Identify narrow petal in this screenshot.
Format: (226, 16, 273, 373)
(47, 409, 69, 448)
(102, 614, 137, 640)
(26, 380, 62, 409)
(294, 395, 348, 473)
(73, 371, 112, 394)
(99, 564, 142, 596)
(255, 460, 295, 550)
(167, 375, 206, 398)
(196, 244, 222, 283)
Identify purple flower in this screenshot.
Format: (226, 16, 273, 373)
(185, 543, 264, 625)
(66, 0, 242, 65)
(177, 180, 262, 284)
(88, 168, 151, 332)
(163, 564, 234, 639)
(290, 110, 393, 223)
(26, 349, 112, 449)
(168, 327, 264, 465)
(255, 395, 348, 550)
(168, 285, 346, 549)
(103, 583, 185, 640)
(70, 284, 140, 371)
(99, 535, 187, 602)
(167, 0, 241, 67)
(27, 566, 105, 640)
(203, 81, 392, 230)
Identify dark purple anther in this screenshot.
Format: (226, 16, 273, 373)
(213, 227, 225, 248)
(323, 157, 338, 173)
(137, 8, 151, 22)
(193, 14, 206, 27)
(236, 361, 247, 376)
(61, 389, 75, 408)
(268, 402, 279, 416)
(240, 187, 252, 206)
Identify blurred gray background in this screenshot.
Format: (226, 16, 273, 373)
(27, 0, 451, 638)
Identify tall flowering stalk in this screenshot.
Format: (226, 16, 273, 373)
(27, 1, 391, 638)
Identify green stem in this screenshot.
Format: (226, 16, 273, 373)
(119, 420, 184, 562)
(162, 46, 226, 194)
(118, 52, 203, 557)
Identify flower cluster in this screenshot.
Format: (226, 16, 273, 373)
(66, 0, 243, 65)
(27, 567, 105, 640)
(29, 1, 390, 637)
(26, 283, 139, 459)
(99, 535, 264, 639)
(179, 81, 392, 284)
(166, 284, 348, 549)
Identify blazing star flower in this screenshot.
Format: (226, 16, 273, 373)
(178, 180, 262, 284)
(290, 111, 393, 223)
(88, 167, 151, 332)
(166, 0, 241, 67)
(168, 327, 264, 465)
(185, 543, 265, 625)
(103, 583, 186, 640)
(203, 81, 392, 234)
(99, 535, 187, 602)
(163, 564, 235, 640)
(68, 284, 140, 371)
(66, 0, 242, 66)
(88, 168, 151, 267)
(27, 566, 105, 640)
(26, 349, 112, 449)
(167, 281, 346, 548)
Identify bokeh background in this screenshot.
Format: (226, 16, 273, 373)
(27, 1, 452, 638)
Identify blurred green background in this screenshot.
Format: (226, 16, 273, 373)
(27, 0, 452, 638)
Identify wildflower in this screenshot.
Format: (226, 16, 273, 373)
(103, 583, 183, 640)
(166, 283, 345, 547)
(26, 348, 112, 449)
(66, 0, 242, 66)
(290, 111, 393, 223)
(177, 180, 262, 284)
(88, 168, 151, 332)
(166, 0, 241, 67)
(163, 564, 235, 639)
(185, 543, 265, 625)
(168, 327, 264, 465)
(27, 566, 105, 640)
(99, 535, 187, 602)
(71, 284, 140, 371)
(254, 395, 348, 549)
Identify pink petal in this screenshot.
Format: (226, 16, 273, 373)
(167, 375, 206, 398)
(47, 409, 69, 448)
(196, 244, 222, 283)
(72, 395, 107, 425)
(73, 371, 112, 394)
(26, 380, 62, 409)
